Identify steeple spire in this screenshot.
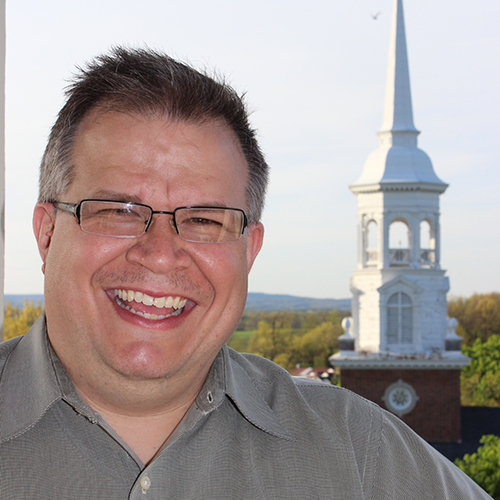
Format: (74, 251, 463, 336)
(351, 0, 447, 191)
(379, 0, 419, 147)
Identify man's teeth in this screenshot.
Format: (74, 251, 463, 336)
(114, 289, 187, 311)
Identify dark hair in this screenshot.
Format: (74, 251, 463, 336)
(39, 47, 268, 223)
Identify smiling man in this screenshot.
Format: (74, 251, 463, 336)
(0, 48, 492, 499)
(37, 110, 263, 464)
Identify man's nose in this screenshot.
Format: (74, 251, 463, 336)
(126, 214, 191, 273)
(147, 213, 178, 236)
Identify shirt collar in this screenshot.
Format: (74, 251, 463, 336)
(0, 314, 62, 441)
(220, 346, 294, 440)
(0, 315, 292, 442)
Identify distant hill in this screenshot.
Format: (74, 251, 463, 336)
(4, 293, 351, 312)
(245, 292, 350, 311)
(5, 295, 44, 308)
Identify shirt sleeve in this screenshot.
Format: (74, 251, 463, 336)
(367, 409, 493, 499)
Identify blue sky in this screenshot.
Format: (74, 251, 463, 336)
(5, 0, 499, 299)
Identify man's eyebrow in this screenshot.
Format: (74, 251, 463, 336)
(190, 202, 230, 208)
(87, 192, 232, 209)
(89, 191, 143, 204)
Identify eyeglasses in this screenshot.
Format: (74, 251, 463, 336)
(53, 200, 248, 243)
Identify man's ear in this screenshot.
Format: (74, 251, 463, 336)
(33, 203, 56, 274)
(246, 222, 264, 274)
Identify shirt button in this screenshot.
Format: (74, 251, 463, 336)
(140, 475, 151, 493)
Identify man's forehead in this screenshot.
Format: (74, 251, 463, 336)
(76, 108, 242, 163)
(66, 109, 249, 207)
(75, 109, 243, 162)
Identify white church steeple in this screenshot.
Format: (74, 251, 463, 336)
(330, 0, 469, 440)
(332, 0, 468, 363)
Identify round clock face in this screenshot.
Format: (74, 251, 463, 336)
(382, 380, 419, 417)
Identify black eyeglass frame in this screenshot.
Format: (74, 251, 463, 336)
(52, 199, 249, 242)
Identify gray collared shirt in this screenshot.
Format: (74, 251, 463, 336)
(0, 315, 491, 499)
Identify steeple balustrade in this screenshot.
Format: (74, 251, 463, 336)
(365, 249, 378, 266)
(420, 249, 435, 268)
(389, 248, 410, 266)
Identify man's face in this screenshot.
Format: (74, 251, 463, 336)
(33, 110, 263, 391)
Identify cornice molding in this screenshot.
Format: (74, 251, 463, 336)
(350, 181, 448, 195)
(329, 354, 470, 370)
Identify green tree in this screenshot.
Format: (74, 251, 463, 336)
(448, 293, 500, 346)
(461, 335, 500, 407)
(234, 310, 346, 373)
(237, 311, 266, 331)
(455, 435, 500, 499)
(237, 310, 348, 335)
(3, 300, 44, 340)
(291, 321, 343, 368)
(246, 313, 293, 369)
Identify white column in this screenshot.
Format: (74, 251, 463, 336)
(0, 0, 5, 339)
(410, 215, 420, 269)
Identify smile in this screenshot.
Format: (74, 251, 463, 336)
(114, 289, 188, 320)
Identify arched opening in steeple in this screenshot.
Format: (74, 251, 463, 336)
(420, 219, 435, 268)
(386, 292, 413, 345)
(365, 220, 378, 267)
(389, 220, 410, 266)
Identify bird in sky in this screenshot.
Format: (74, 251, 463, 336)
(371, 12, 381, 20)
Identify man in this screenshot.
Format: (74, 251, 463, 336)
(0, 48, 491, 499)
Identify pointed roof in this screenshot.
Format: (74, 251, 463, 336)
(380, 0, 418, 136)
(351, 0, 447, 194)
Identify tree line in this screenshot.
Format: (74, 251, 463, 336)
(3, 300, 44, 341)
(230, 309, 348, 371)
(3, 293, 500, 376)
(448, 292, 500, 346)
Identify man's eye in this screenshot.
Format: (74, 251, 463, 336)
(114, 208, 135, 215)
(95, 208, 127, 215)
(94, 208, 142, 219)
(187, 217, 222, 226)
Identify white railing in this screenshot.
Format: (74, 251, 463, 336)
(365, 249, 378, 266)
(389, 248, 410, 266)
(420, 249, 435, 267)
